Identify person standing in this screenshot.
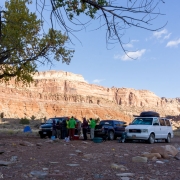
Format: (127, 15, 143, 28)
(66, 117, 70, 138)
(61, 119, 67, 139)
(81, 117, 88, 140)
(56, 121, 61, 139)
(52, 119, 56, 137)
(90, 118, 96, 140)
(69, 116, 76, 140)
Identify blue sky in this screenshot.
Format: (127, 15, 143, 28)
(1, 1, 180, 98)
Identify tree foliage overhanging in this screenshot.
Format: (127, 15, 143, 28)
(0, 0, 74, 84)
(41, 0, 166, 50)
(0, 0, 166, 83)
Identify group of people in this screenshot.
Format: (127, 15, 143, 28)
(52, 116, 97, 141)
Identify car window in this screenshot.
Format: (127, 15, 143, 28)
(114, 121, 119, 126)
(99, 121, 113, 126)
(159, 119, 166, 126)
(131, 118, 153, 125)
(153, 118, 159, 126)
(46, 118, 65, 124)
(165, 119, 171, 126)
(46, 118, 53, 123)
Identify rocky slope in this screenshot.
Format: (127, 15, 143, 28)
(0, 70, 180, 123)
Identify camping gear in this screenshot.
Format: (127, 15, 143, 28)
(74, 135, 79, 140)
(23, 126, 32, 133)
(93, 137, 103, 143)
(51, 136, 55, 140)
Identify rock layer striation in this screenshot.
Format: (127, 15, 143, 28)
(0, 70, 180, 123)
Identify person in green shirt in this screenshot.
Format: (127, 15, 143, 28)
(66, 117, 70, 138)
(90, 118, 96, 140)
(69, 116, 76, 140)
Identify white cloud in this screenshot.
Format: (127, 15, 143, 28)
(153, 29, 168, 39)
(124, 39, 139, 48)
(92, 79, 105, 83)
(120, 49, 146, 61)
(166, 38, 180, 47)
(164, 33, 172, 40)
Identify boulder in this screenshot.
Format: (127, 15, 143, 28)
(164, 145, 179, 157)
(132, 156, 147, 163)
(151, 147, 169, 159)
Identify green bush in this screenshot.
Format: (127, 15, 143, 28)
(19, 117, 30, 124)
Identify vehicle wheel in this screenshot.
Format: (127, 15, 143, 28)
(108, 131, 114, 140)
(148, 133, 155, 144)
(165, 133, 171, 143)
(40, 134, 45, 139)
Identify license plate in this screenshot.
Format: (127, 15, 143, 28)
(132, 135, 136, 138)
(43, 132, 47, 134)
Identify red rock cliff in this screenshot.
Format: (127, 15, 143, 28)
(0, 70, 180, 122)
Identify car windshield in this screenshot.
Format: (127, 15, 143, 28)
(46, 118, 64, 124)
(99, 121, 113, 126)
(131, 118, 153, 125)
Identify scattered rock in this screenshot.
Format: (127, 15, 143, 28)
(0, 160, 12, 166)
(174, 156, 180, 160)
(66, 164, 79, 167)
(0, 151, 5, 154)
(83, 154, 94, 159)
(42, 168, 48, 171)
(50, 162, 59, 164)
(10, 156, 18, 162)
(19, 141, 34, 146)
(141, 153, 161, 159)
(36, 143, 43, 146)
(156, 161, 164, 164)
(82, 141, 88, 144)
(111, 163, 128, 170)
(69, 154, 77, 156)
(30, 171, 48, 179)
(116, 173, 135, 177)
(45, 140, 53, 143)
(75, 150, 82, 153)
(121, 177, 130, 180)
(132, 156, 147, 163)
(94, 174, 104, 179)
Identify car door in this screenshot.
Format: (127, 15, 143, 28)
(113, 121, 120, 136)
(165, 119, 172, 137)
(153, 118, 161, 139)
(159, 118, 167, 138)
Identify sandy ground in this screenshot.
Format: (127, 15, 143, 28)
(0, 131, 180, 180)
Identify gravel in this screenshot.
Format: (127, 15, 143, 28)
(0, 134, 180, 180)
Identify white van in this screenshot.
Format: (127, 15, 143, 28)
(125, 111, 173, 144)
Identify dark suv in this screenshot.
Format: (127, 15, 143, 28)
(39, 117, 68, 138)
(94, 120, 127, 140)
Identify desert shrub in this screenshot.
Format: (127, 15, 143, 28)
(0, 112, 4, 118)
(19, 117, 30, 124)
(30, 115, 36, 121)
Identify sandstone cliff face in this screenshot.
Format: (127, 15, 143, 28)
(0, 70, 180, 123)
